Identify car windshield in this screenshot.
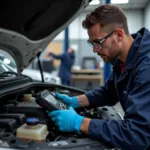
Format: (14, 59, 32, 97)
(0, 50, 17, 79)
(0, 60, 13, 73)
(0, 60, 17, 80)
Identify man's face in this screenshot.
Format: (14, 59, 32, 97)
(87, 24, 122, 63)
(68, 48, 73, 53)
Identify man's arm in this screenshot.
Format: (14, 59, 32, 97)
(49, 52, 65, 60)
(55, 71, 118, 108)
(75, 81, 118, 108)
(76, 94, 90, 107)
(80, 118, 91, 134)
(79, 65, 150, 149)
(75, 72, 118, 108)
(84, 72, 118, 108)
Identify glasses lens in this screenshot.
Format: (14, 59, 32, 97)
(87, 40, 102, 50)
(94, 43, 101, 50)
(87, 40, 93, 48)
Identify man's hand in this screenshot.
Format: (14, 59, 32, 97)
(56, 92, 79, 108)
(45, 53, 50, 58)
(48, 107, 84, 132)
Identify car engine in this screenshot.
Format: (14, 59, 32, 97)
(0, 82, 122, 149)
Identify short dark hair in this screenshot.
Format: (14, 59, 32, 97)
(82, 4, 129, 35)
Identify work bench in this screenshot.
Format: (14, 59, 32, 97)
(71, 69, 103, 90)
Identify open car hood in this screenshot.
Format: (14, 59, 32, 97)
(0, 0, 89, 74)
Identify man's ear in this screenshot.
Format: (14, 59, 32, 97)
(115, 29, 124, 42)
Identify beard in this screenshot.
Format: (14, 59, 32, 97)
(100, 38, 121, 63)
(101, 55, 116, 63)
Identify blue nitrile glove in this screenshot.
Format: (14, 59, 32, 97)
(48, 107, 84, 132)
(56, 92, 79, 108)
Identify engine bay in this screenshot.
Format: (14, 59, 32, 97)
(0, 82, 122, 149)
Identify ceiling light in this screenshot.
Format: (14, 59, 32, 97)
(89, 0, 100, 5)
(111, 0, 129, 4)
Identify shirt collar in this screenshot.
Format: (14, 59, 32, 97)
(113, 32, 142, 71)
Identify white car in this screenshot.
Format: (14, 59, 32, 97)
(0, 1, 120, 150)
(22, 68, 61, 84)
(0, 54, 61, 84)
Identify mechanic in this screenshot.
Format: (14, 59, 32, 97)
(47, 48, 75, 86)
(48, 4, 150, 149)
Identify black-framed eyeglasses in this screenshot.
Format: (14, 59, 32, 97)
(87, 30, 116, 49)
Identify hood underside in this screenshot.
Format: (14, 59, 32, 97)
(0, 0, 89, 73)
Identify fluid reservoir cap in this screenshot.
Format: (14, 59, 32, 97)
(26, 118, 39, 126)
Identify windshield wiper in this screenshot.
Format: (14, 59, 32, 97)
(0, 71, 18, 77)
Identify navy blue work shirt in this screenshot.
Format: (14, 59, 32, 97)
(50, 51, 75, 81)
(85, 28, 150, 149)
